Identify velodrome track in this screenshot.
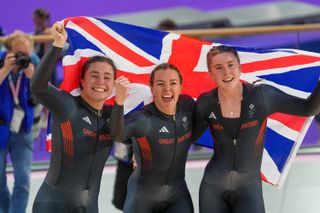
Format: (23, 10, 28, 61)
(7, 153, 320, 213)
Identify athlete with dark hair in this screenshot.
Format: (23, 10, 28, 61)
(194, 45, 320, 213)
(30, 21, 129, 213)
(110, 63, 195, 213)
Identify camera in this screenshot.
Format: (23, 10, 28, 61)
(15, 52, 31, 69)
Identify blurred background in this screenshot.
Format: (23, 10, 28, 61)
(1, 0, 320, 212)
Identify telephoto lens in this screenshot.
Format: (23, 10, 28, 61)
(15, 52, 31, 69)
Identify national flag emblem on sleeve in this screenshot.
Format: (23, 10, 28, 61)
(46, 16, 320, 188)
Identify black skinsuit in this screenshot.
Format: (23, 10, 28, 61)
(110, 95, 195, 213)
(195, 82, 320, 213)
(30, 47, 113, 213)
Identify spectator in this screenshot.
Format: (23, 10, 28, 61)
(32, 8, 53, 140)
(32, 8, 51, 59)
(157, 19, 177, 30)
(0, 26, 5, 51)
(0, 26, 4, 37)
(0, 30, 40, 213)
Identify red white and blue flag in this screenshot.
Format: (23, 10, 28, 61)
(47, 16, 320, 188)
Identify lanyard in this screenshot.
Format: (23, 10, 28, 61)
(8, 72, 22, 106)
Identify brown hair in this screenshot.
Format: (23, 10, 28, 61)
(157, 19, 177, 30)
(79, 56, 117, 89)
(33, 8, 51, 27)
(150, 63, 182, 86)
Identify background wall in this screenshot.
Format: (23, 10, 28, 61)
(1, 0, 320, 34)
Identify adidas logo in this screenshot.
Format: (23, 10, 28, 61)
(209, 112, 216, 119)
(159, 126, 169, 133)
(82, 116, 92, 125)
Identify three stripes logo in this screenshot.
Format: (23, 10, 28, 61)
(209, 112, 216, 119)
(82, 116, 92, 125)
(159, 126, 169, 133)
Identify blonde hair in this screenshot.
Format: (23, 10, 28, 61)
(206, 45, 240, 69)
(4, 31, 33, 51)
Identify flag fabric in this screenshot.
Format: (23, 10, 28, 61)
(47, 16, 320, 188)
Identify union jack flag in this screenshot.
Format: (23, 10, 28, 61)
(48, 16, 320, 188)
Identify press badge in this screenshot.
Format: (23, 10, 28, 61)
(10, 107, 25, 133)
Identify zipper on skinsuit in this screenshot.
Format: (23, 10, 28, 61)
(86, 109, 102, 188)
(232, 138, 237, 170)
(225, 137, 237, 196)
(163, 114, 177, 187)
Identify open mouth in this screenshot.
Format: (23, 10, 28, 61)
(93, 87, 107, 92)
(222, 77, 234, 83)
(162, 95, 174, 103)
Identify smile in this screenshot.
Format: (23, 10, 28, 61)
(162, 95, 174, 102)
(222, 77, 234, 82)
(93, 87, 107, 92)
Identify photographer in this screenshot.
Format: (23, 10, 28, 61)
(0, 30, 40, 213)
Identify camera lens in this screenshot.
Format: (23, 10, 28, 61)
(15, 52, 31, 69)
